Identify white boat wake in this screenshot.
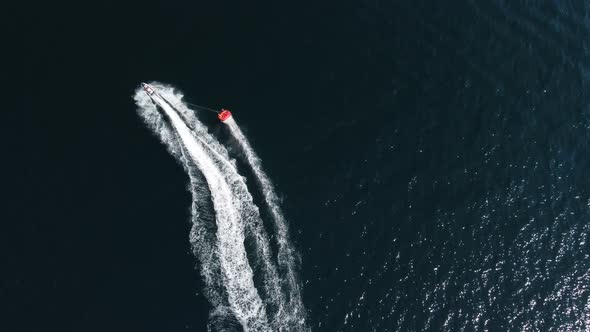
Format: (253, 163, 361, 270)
(224, 118, 306, 322)
(134, 83, 308, 331)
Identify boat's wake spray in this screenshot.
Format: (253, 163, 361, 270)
(222, 117, 306, 321)
(134, 83, 308, 332)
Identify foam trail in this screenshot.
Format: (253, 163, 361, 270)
(192, 135, 289, 328)
(134, 89, 229, 315)
(138, 89, 270, 331)
(135, 83, 308, 331)
(158, 93, 289, 329)
(224, 117, 307, 328)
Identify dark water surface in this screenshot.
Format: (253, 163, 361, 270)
(17, 0, 590, 331)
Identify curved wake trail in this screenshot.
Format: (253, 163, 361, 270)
(151, 92, 270, 331)
(224, 118, 307, 327)
(134, 83, 308, 331)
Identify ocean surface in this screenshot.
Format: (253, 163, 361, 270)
(16, 0, 590, 331)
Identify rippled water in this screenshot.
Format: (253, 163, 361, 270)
(287, 1, 590, 330)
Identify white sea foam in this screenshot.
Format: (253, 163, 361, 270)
(134, 83, 308, 331)
(225, 118, 308, 329)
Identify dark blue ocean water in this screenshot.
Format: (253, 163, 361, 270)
(270, 1, 590, 330)
(16, 0, 590, 331)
